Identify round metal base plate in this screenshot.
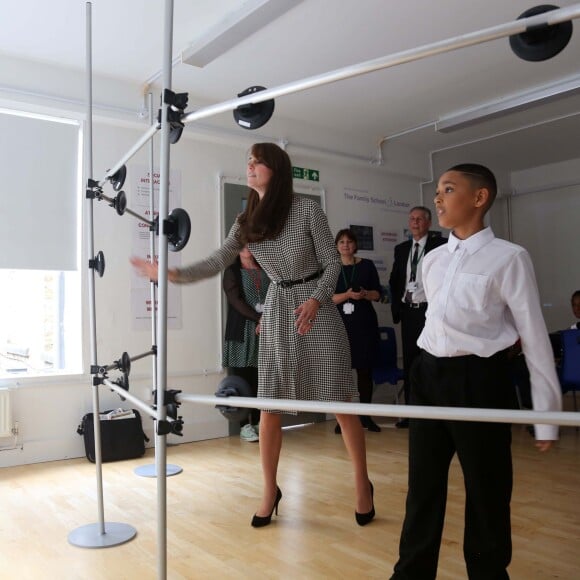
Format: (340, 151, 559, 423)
(134, 463, 183, 478)
(68, 522, 137, 548)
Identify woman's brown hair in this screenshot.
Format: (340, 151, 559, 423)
(237, 143, 294, 244)
(334, 228, 358, 252)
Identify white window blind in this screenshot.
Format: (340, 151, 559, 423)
(0, 109, 80, 271)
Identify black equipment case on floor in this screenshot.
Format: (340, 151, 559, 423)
(77, 409, 149, 463)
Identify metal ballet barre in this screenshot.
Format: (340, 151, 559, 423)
(177, 394, 580, 427)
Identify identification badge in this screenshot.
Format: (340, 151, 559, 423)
(343, 302, 355, 315)
(255, 303, 264, 313)
(406, 281, 418, 293)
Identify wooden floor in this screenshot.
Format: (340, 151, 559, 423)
(1, 414, 579, 579)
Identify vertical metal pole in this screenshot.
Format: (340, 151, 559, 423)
(156, 0, 174, 577)
(84, 1, 106, 535)
(148, 92, 159, 391)
(134, 69, 181, 484)
(69, 1, 136, 551)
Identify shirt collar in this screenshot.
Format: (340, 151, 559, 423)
(413, 234, 428, 248)
(447, 227, 495, 255)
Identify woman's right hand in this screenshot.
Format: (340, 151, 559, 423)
(130, 257, 159, 281)
(348, 288, 364, 301)
(333, 288, 362, 304)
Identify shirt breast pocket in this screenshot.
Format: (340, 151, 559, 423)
(454, 273, 489, 311)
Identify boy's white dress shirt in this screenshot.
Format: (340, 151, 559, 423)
(418, 227, 562, 440)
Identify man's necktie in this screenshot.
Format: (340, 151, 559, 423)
(404, 243, 421, 303)
(410, 242, 420, 282)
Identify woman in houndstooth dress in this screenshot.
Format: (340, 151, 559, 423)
(132, 143, 374, 527)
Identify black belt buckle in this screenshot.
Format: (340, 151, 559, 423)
(278, 271, 319, 289)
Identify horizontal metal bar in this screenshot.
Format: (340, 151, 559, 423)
(96, 6, 580, 191)
(131, 349, 156, 363)
(98, 123, 159, 187)
(124, 206, 154, 225)
(182, 5, 580, 126)
(177, 394, 580, 427)
(103, 378, 159, 421)
(96, 193, 153, 224)
(102, 349, 155, 372)
(96, 191, 114, 204)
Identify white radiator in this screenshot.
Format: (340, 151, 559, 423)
(0, 389, 13, 437)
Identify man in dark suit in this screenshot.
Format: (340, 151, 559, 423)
(389, 206, 447, 427)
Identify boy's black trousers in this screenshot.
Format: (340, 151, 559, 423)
(392, 348, 518, 580)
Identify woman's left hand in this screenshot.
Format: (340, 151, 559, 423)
(294, 298, 320, 335)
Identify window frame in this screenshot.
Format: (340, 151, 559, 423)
(0, 106, 85, 384)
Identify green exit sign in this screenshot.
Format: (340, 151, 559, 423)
(292, 166, 320, 181)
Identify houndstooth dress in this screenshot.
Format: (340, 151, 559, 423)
(175, 196, 355, 408)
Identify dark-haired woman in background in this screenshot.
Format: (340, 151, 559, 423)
(222, 246, 270, 442)
(131, 143, 374, 528)
(333, 229, 382, 433)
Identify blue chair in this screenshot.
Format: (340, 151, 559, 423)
(372, 327, 404, 402)
(558, 329, 580, 412)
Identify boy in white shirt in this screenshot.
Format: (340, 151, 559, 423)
(390, 164, 562, 580)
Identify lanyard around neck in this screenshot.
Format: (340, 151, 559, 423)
(246, 268, 265, 301)
(341, 262, 357, 290)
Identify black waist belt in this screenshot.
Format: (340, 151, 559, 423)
(277, 271, 321, 288)
(404, 302, 427, 309)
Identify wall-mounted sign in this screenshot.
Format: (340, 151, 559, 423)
(293, 166, 320, 181)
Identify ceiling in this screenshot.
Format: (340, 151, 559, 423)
(1, 0, 580, 187)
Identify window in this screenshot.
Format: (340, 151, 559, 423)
(0, 108, 82, 379)
(0, 270, 82, 378)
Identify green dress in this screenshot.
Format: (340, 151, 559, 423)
(223, 268, 270, 367)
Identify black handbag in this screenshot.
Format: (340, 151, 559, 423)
(77, 409, 149, 463)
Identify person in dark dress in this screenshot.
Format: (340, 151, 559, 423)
(333, 228, 382, 432)
(222, 246, 271, 442)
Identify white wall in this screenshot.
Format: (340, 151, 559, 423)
(490, 160, 580, 332)
(507, 159, 580, 331)
(0, 92, 422, 466)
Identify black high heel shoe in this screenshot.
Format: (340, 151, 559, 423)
(251, 487, 282, 528)
(355, 481, 375, 526)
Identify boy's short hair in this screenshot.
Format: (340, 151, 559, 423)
(448, 163, 497, 211)
(572, 290, 580, 302)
